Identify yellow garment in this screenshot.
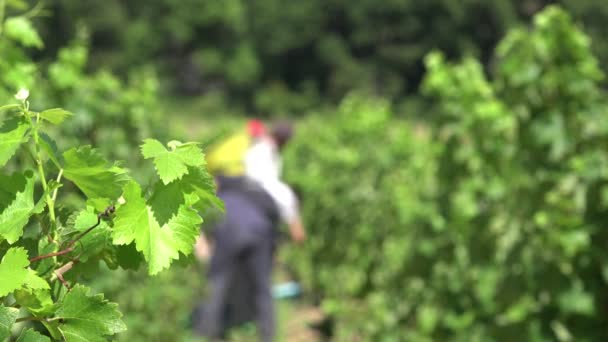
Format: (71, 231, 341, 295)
(206, 130, 251, 176)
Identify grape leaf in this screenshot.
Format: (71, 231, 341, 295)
(33, 240, 57, 275)
(0, 104, 20, 113)
(0, 171, 35, 244)
(0, 171, 27, 207)
(182, 166, 223, 211)
(24, 269, 50, 290)
(86, 198, 112, 213)
(149, 180, 185, 225)
(0, 247, 47, 297)
(149, 166, 222, 225)
(63, 146, 129, 199)
(39, 108, 72, 125)
(0, 306, 19, 340)
(0, 116, 30, 167)
(99, 243, 143, 271)
(164, 195, 202, 255)
(0, 247, 29, 296)
(141, 139, 206, 184)
(16, 328, 50, 342)
(112, 181, 202, 274)
(39, 133, 63, 168)
(54, 285, 126, 342)
(114, 243, 143, 270)
(14, 288, 56, 316)
(112, 181, 178, 275)
(69, 207, 111, 262)
(4, 17, 43, 48)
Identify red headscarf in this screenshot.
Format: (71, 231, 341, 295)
(247, 119, 266, 138)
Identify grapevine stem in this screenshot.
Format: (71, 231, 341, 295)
(32, 112, 57, 225)
(16, 316, 43, 323)
(28, 205, 115, 263)
(28, 248, 73, 263)
(51, 261, 75, 290)
(52, 169, 63, 201)
(15, 316, 64, 323)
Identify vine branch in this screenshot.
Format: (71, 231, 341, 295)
(16, 316, 43, 323)
(51, 168, 63, 202)
(53, 261, 75, 290)
(29, 205, 115, 263)
(28, 248, 73, 263)
(16, 316, 63, 323)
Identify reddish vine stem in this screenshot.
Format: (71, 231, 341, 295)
(54, 261, 75, 290)
(29, 205, 115, 263)
(28, 248, 73, 263)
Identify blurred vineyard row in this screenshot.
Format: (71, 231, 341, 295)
(24, 0, 608, 116)
(3, 1, 608, 341)
(284, 6, 608, 341)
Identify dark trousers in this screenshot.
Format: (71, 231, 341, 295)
(200, 236, 275, 342)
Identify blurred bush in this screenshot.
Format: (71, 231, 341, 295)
(420, 6, 608, 340)
(41, 0, 557, 114)
(88, 262, 205, 342)
(283, 93, 440, 340)
(284, 6, 608, 340)
(0, 6, 165, 179)
(33, 1, 608, 116)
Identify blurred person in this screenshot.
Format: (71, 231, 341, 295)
(206, 119, 267, 178)
(244, 120, 306, 243)
(194, 120, 305, 342)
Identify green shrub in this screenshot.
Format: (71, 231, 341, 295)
(284, 93, 440, 340)
(285, 6, 608, 341)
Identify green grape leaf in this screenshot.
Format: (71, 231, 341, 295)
(0, 116, 30, 167)
(0, 247, 29, 296)
(141, 139, 206, 184)
(149, 180, 185, 225)
(0, 171, 26, 208)
(86, 198, 111, 213)
(112, 181, 177, 275)
(0, 104, 20, 113)
(39, 108, 73, 125)
(24, 269, 50, 290)
(0, 306, 19, 341)
(149, 166, 222, 225)
(33, 240, 57, 275)
(112, 181, 202, 275)
(0, 171, 35, 244)
(16, 328, 50, 342)
(54, 285, 126, 342)
(182, 166, 223, 211)
(100, 243, 143, 271)
(14, 288, 56, 316)
(4, 17, 43, 48)
(69, 207, 111, 262)
(115, 243, 142, 270)
(164, 199, 203, 255)
(39, 133, 63, 169)
(63, 146, 129, 199)
(31, 185, 51, 215)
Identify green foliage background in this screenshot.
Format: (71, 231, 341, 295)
(283, 6, 608, 341)
(4, 0, 608, 341)
(33, 0, 608, 115)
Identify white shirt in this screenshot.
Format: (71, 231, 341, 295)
(244, 138, 298, 223)
(244, 138, 281, 182)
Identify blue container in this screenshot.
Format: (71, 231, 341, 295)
(272, 282, 301, 299)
